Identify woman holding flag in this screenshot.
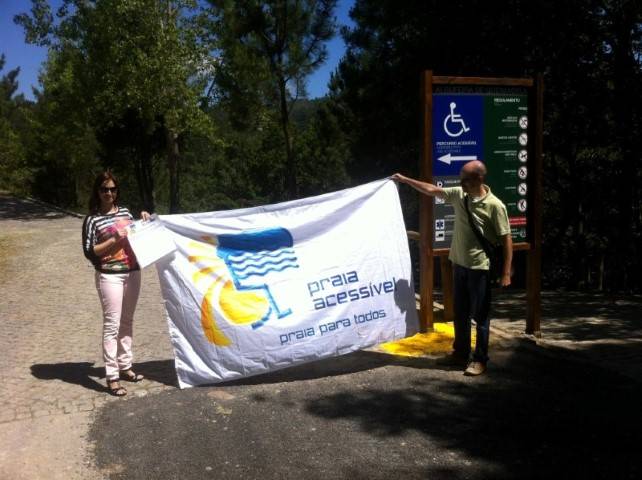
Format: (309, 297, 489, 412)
(82, 171, 151, 396)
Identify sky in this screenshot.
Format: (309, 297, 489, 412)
(0, 0, 355, 101)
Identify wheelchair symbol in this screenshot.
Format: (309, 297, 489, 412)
(443, 102, 470, 137)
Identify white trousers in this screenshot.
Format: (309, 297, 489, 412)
(95, 271, 141, 380)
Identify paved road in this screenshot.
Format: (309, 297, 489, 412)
(0, 194, 174, 479)
(1, 193, 641, 479)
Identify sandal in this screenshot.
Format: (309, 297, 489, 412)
(120, 368, 144, 382)
(107, 379, 127, 397)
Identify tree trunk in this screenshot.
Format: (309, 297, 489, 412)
(278, 78, 297, 199)
(134, 144, 156, 213)
(167, 129, 180, 213)
(610, 3, 637, 291)
(570, 209, 586, 289)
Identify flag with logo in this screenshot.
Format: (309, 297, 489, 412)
(156, 179, 418, 387)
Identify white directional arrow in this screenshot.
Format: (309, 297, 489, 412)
(437, 154, 478, 165)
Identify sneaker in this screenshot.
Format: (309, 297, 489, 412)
(464, 361, 487, 376)
(436, 353, 470, 367)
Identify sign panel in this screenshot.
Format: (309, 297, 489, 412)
(432, 95, 484, 176)
(432, 91, 529, 248)
(156, 180, 418, 388)
(126, 214, 177, 268)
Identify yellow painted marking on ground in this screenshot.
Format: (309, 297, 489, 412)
(214, 405, 232, 416)
(379, 322, 475, 357)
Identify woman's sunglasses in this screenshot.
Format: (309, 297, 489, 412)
(100, 186, 118, 194)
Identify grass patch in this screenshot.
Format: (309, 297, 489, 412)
(0, 232, 22, 281)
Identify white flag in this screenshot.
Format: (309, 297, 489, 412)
(156, 179, 418, 387)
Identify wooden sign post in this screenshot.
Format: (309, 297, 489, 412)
(418, 71, 542, 336)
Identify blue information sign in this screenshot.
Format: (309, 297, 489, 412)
(431, 91, 529, 248)
(432, 95, 484, 176)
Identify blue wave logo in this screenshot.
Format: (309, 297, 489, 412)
(189, 227, 300, 346)
(216, 228, 299, 328)
(224, 249, 299, 280)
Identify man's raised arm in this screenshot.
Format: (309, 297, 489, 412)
(391, 173, 446, 199)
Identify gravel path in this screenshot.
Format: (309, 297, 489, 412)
(2, 193, 640, 480)
(0, 194, 175, 479)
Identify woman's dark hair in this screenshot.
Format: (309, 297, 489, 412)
(89, 171, 118, 214)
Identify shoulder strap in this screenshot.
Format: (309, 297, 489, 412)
(464, 195, 494, 258)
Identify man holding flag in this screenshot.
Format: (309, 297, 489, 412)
(393, 160, 512, 376)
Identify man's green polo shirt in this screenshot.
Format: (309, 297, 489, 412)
(442, 185, 511, 270)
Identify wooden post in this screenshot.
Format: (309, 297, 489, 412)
(526, 73, 544, 336)
(440, 256, 454, 322)
(421, 73, 541, 334)
(419, 71, 434, 332)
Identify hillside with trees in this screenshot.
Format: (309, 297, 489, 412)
(2, 0, 640, 291)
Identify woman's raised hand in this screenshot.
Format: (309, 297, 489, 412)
(114, 228, 128, 241)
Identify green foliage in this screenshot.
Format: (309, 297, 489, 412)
(0, 118, 29, 194)
(16, 0, 212, 212)
(12, 0, 638, 292)
(77, 0, 209, 135)
(176, 96, 351, 214)
(0, 54, 33, 195)
(24, 49, 99, 208)
(330, 0, 642, 291)
(200, 0, 338, 198)
(12, 0, 347, 216)
(295, 100, 351, 197)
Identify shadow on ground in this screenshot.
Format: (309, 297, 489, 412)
(303, 344, 642, 479)
(88, 341, 642, 480)
(218, 350, 432, 387)
(0, 194, 70, 221)
(30, 359, 177, 391)
(31, 362, 107, 393)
